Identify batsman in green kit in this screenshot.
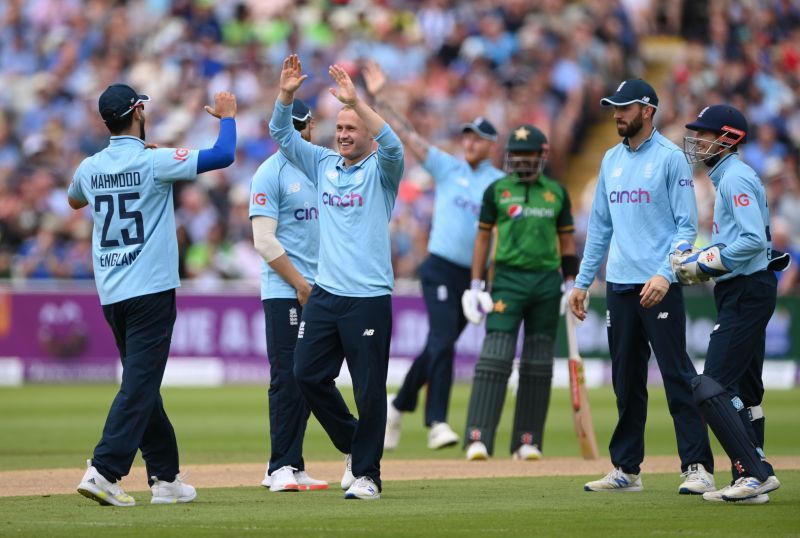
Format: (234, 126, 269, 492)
(461, 124, 578, 460)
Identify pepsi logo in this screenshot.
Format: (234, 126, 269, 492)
(508, 204, 523, 219)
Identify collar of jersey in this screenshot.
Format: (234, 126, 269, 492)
(622, 127, 656, 152)
(109, 136, 145, 146)
(708, 152, 739, 187)
(336, 152, 374, 172)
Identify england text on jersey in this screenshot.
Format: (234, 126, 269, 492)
(99, 248, 142, 268)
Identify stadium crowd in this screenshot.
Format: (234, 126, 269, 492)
(0, 0, 797, 294)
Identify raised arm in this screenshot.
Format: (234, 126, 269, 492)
(270, 55, 328, 183)
(328, 64, 386, 136)
(362, 61, 430, 162)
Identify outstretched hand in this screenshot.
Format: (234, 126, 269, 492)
(280, 54, 308, 97)
(362, 60, 387, 97)
(204, 91, 237, 119)
(328, 64, 358, 106)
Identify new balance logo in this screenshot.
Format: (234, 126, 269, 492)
(88, 478, 96, 484)
(656, 312, 669, 320)
(362, 329, 374, 336)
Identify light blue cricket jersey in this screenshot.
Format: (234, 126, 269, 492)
(424, 147, 505, 268)
(575, 129, 697, 288)
(269, 100, 404, 297)
(67, 137, 199, 305)
(707, 153, 770, 281)
(249, 151, 319, 300)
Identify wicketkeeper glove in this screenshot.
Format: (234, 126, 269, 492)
(673, 243, 730, 285)
(461, 279, 494, 325)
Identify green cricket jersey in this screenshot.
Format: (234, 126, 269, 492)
(478, 173, 574, 271)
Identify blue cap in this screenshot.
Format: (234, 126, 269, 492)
(460, 117, 498, 141)
(291, 99, 312, 123)
(601, 79, 658, 109)
(99, 84, 150, 123)
(685, 104, 748, 144)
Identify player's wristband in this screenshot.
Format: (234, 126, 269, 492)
(561, 255, 579, 279)
(470, 279, 486, 292)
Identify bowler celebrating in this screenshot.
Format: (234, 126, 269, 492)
(269, 55, 404, 500)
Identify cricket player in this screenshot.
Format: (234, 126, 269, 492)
(362, 61, 505, 451)
(69, 84, 237, 506)
(569, 79, 715, 494)
(250, 98, 328, 493)
(677, 104, 787, 504)
(269, 55, 404, 500)
(461, 124, 578, 461)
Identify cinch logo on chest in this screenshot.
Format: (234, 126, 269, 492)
(609, 188, 651, 204)
(453, 195, 480, 215)
(322, 192, 364, 207)
(294, 207, 319, 220)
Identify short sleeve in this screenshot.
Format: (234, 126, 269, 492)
(556, 184, 575, 233)
(249, 159, 282, 220)
(67, 166, 86, 202)
(152, 147, 200, 183)
(478, 182, 498, 226)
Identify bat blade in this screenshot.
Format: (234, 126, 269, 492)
(566, 311, 600, 460)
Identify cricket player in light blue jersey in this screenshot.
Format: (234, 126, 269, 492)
(250, 98, 327, 493)
(269, 55, 404, 500)
(69, 84, 237, 507)
(676, 104, 788, 504)
(361, 61, 505, 452)
(568, 79, 715, 495)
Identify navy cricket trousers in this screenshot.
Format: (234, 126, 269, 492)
(293, 286, 392, 490)
(93, 289, 179, 485)
(264, 298, 311, 474)
(393, 254, 471, 426)
(703, 270, 776, 476)
(606, 283, 713, 475)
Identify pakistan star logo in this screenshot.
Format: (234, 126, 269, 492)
(493, 299, 507, 313)
(543, 191, 555, 203)
(514, 127, 530, 140)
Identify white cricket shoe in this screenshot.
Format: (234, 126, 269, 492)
(340, 454, 355, 490)
(268, 465, 299, 493)
(722, 475, 780, 501)
(344, 476, 380, 500)
(512, 443, 542, 461)
(384, 394, 403, 450)
(678, 463, 715, 494)
(703, 486, 769, 504)
(261, 469, 328, 490)
(584, 468, 643, 492)
(77, 460, 135, 507)
(466, 441, 489, 461)
(294, 470, 329, 491)
(151, 473, 197, 504)
(428, 422, 459, 450)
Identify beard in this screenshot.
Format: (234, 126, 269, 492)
(617, 112, 644, 138)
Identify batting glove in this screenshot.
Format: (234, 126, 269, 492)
(461, 279, 494, 324)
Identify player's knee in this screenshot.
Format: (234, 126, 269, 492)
(690, 374, 726, 405)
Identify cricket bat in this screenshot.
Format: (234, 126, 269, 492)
(565, 309, 600, 460)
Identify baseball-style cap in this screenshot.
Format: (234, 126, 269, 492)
(460, 117, 498, 141)
(685, 104, 748, 144)
(601, 79, 659, 109)
(506, 124, 548, 153)
(291, 99, 312, 123)
(98, 83, 150, 124)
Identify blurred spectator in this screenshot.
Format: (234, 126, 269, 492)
(3, 0, 652, 286)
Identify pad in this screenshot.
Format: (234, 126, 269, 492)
(692, 375, 772, 481)
(463, 332, 515, 455)
(511, 334, 554, 452)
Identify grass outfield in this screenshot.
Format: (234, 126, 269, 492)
(0, 384, 798, 470)
(0, 385, 798, 537)
(0, 474, 798, 537)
